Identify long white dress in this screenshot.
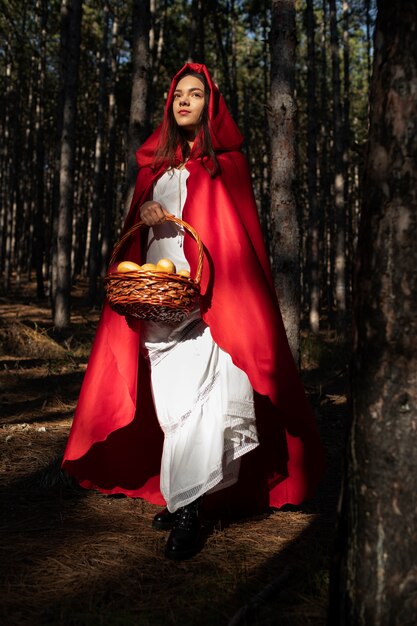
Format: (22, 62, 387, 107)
(140, 168, 259, 513)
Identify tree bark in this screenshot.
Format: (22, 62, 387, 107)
(329, 0, 347, 319)
(342, 1, 351, 309)
(34, 0, 47, 298)
(54, 0, 82, 329)
(365, 0, 372, 89)
(188, 0, 199, 62)
(306, 0, 320, 333)
(125, 0, 150, 217)
(230, 0, 239, 123)
(319, 0, 333, 324)
(329, 2, 417, 622)
(88, 3, 109, 303)
(3, 45, 13, 290)
(101, 12, 119, 279)
(268, 0, 300, 364)
(211, 0, 234, 116)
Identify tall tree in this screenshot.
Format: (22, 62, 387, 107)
(88, 3, 110, 303)
(342, 1, 351, 306)
(305, 0, 320, 332)
(329, 1, 417, 622)
(319, 0, 333, 321)
(101, 11, 119, 279)
(34, 0, 47, 298)
(125, 0, 151, 217)
(329, 0, 347, 320)
(53, 0, 83, 329)
(269, 0, 299, 362)
(188, 0, 199, 61)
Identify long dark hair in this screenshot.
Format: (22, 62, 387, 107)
(154, 70, 220, 177)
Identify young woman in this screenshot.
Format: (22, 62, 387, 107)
(62, 63, 325, 561)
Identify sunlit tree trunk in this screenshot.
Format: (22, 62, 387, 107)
(329, 2, 417, 622)
(269, 0, 299, 363)
(125, 0, 150, 217)
(54, 0, 82, 329)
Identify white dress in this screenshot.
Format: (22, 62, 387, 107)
(141, 168, 259, 512)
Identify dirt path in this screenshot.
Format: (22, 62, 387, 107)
(0, 282, 348, 625)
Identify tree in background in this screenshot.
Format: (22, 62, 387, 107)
(329, 1, 417, 621)
(125, 0, 151, 217)
(305, 0, 319, 333)
(269, 0, 300, 363)
(54, 0, 83, 329)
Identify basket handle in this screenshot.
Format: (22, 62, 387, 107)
(108, 214, 204, 284)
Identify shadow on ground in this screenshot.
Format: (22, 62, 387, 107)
(0, 285, 349, 625)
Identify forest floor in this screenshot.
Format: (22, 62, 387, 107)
(0, 279, 349, 626)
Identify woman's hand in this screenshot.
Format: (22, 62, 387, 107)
(139, 201, 168, 226)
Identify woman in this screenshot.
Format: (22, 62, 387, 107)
(62, 63, 325, 561)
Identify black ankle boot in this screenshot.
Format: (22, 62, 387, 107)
(165, 497, 202, 560)
(152, 507, 176, 531)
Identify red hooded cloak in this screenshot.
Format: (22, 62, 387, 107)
(62, 64, 325, 513)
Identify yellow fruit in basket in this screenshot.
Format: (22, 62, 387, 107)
(140, 263, 158, 271)
(117, 261, 141, 273)
(178, 269, 191, 278)
(156, 258, 176, 273)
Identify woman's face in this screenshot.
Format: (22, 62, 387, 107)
(172, 75, 206, 137)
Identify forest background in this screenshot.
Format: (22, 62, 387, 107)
(0, 0, 376, 337)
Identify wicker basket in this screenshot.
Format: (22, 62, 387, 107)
(104, 214, 203, 324)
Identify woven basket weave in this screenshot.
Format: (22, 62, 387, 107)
(104, 214, 203, 324)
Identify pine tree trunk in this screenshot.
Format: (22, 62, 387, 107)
(329, 0, 347, 320)
(329, 2, 417, 622)
(188, 0, 199, 61)
(3, 47, 13, 290)
(54, 0, 82, 329)
(50, 0, 70, 307)
(342, 1, 351, 310)
(212, 1, 233, 111)
(197, 0, 205, 63)
(269, 0, 300, 363)
(88, 3, 109, 303)
(306, 0, 320, 333)
(125, 0, 150, 217)
(34, 0, 47, 298)
(230, 0, 239, 122)
(319, 0, 333, 324)
(149, 0, 167, 107)
(259, 0, 271, 253)
(101, 12, 119, 279)
(365, 0, 372, 89)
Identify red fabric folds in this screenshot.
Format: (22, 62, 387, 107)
(62, 63, 325, 512)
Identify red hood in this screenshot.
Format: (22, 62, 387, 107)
(136, 63, 243, 168)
